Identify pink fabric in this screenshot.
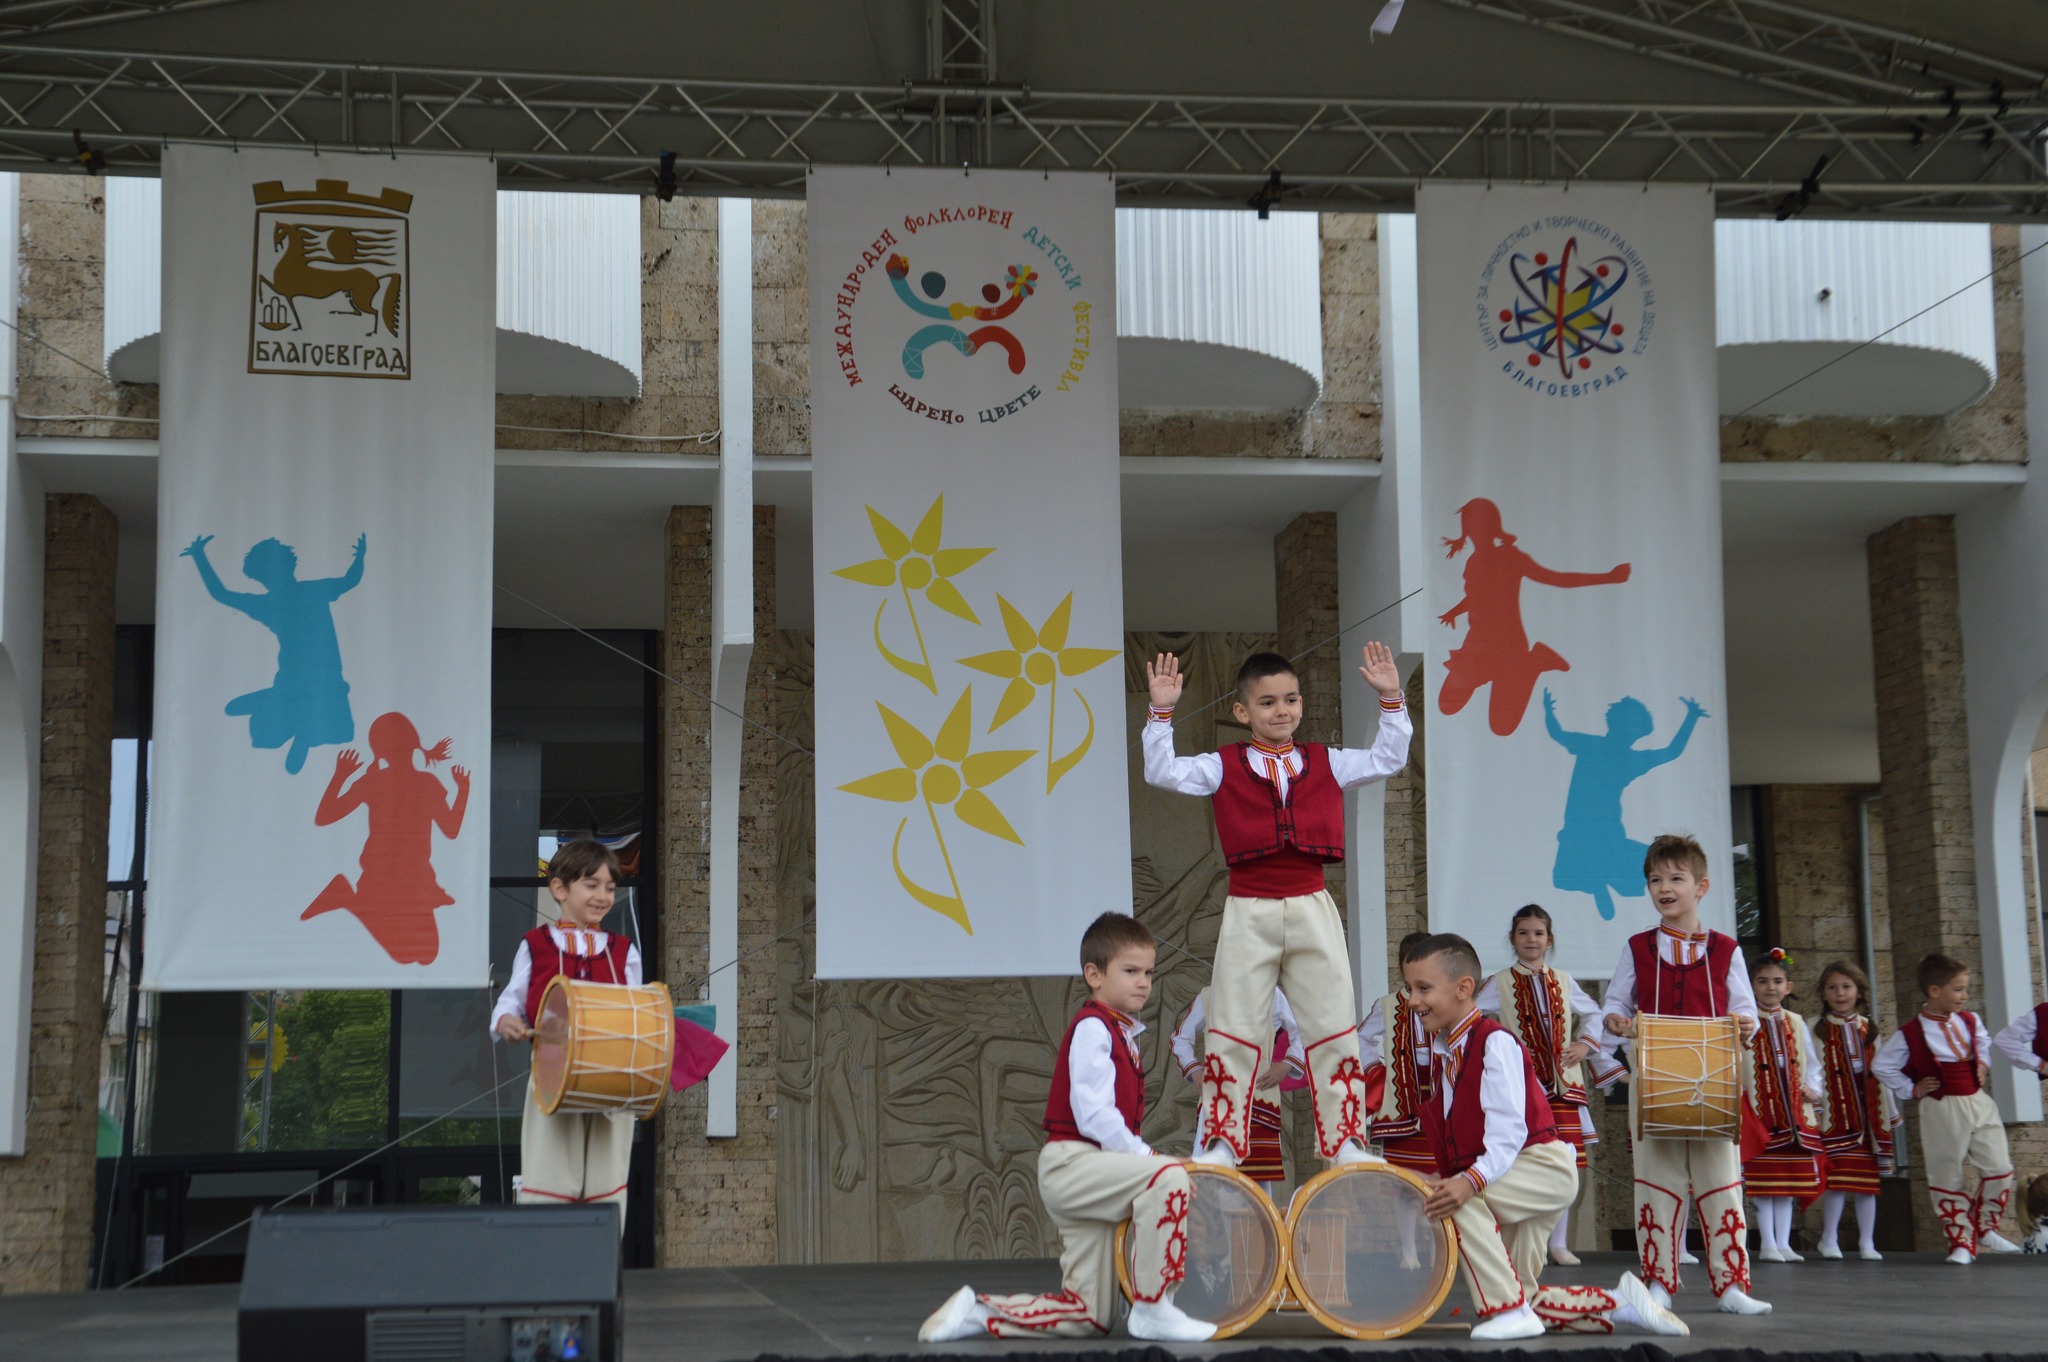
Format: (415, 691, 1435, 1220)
(671, 1016, 730, 1091)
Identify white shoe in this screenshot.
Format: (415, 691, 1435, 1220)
(1780, 1247, 1804, 1262)
(1815, 1241, 1843, 1260)
(1946, 1247, 1976, 1265)
(1646, 1280, 1673, 1313)
(1859, 1247, 1883, 1261)
(1398, 1248, 1422, 1271)
(1717, 1287, 1772, 1315)
(1978, 1231, 2021, 1254)
(1333, 1139, 1384, 1168)
(1127, 1296, 1217, 1343)
(1678, 1248, 1700, 1265)
(1550, 1245, 1582, 1266)
(1611, 1272, 1690, 1337)
(1469, 1304, 1545, 1341)
(1755, 1245, 1787, 1263)
(919, 1286, 988, 1342)
(1190, 1140, 1238, 1169)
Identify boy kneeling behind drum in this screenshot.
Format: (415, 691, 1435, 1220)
(1405, 933, 1686, 1342)
(492, 839, 643, 1231)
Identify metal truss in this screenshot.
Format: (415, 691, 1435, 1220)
(0, 36, 2043, 218)
(0, 0, 253, 39)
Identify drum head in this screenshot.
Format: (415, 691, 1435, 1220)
(531, 977, 574, 1116)
(1284, 1164, 1458, 1340)
(1114, 1165, 1285, 1340)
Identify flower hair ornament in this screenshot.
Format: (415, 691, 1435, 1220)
(1765, 946, 1794, 968)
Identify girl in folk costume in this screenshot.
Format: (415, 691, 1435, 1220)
(1742, 949, 1826, 1262)
(1475, 905, 1626, 1266)
(1359, 932, 1436, 1270)
(1170, 987, 1306, 1194)
(1811, 960, 1898, 1261)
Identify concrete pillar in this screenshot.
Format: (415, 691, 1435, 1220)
(1275, 511, 1341, 745)
(0, 494, 116, 1292)
(656, 503, 781, 1268)
(1867, 513, 1979, 1250)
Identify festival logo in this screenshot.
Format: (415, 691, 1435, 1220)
(827, 202, 1095, 428)
(249, 178, 411, 379)
(1475, 215, 1653, 399)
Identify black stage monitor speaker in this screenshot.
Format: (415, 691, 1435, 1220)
(238, 1205, 621, 1362)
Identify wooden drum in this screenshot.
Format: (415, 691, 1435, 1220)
(1114, 1165, 1287, 1340)
(531, 976, 674, 1119)
(1284, 1164, 1458, 1341)
(1632, 1014, 1740, 1142)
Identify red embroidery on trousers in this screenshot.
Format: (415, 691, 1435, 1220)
(1200, 1051, 1243, 1155)
(1710, 1206, 1750, 1295)
(1975, 1172, 2014, 1237)
(1931, 1187, 1975, 1253)
(1312, 1055, 1370, 1155)
(1535, 1286, 1618, 1334)
(1634, 1194, 1674, 1293)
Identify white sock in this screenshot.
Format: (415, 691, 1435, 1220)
(1760, 1197, 1789, 1253)
(1855, 1194, 1878, 1253)
(1550, 1207, 1571, 1252)
(1819, 1191, 1845, 1249)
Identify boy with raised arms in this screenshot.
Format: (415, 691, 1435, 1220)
(1144, 643, 1409, 1171)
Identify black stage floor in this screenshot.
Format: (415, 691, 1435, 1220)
(3, 1252, 2040, 1361)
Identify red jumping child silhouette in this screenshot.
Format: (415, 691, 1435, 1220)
(1437, 498, 1630, 736)
(304, 712, 472, 965)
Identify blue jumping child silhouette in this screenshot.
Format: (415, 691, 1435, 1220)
(183, 532, 364, 774)
(1543, 688, 1707, 920)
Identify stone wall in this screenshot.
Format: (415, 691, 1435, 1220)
(0, 495, 118, 1293)
(15, 177, 154, 440)
(654, 504, 786, 1267)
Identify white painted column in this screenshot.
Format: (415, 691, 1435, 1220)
(1338, 213, 1427, 1009)
(703, 198, 754, 1138)
(0, 173, 46, 1156)
(1955, 224, 2048, 1124)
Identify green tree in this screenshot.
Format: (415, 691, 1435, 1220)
(265, 991, 390, 1149)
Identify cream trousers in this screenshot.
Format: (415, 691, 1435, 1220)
(1632, 1135, 1748, 1297)
(1203, 890, 1366, 1160)
(516, 1077, 634, 1236)
(1918, 1091, 2014, 1253)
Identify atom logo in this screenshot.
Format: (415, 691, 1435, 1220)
(1497, 236, 1628, 379)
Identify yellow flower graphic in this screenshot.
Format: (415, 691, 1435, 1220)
(833, 495, 992, 693)
(958, 593, 1119, 792)
(837, 687, 1034, 934)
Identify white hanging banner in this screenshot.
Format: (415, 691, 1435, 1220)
(145, 147, 494, 989)
(809, 167, 1127, 978)
(1418, 185, 1732, 980)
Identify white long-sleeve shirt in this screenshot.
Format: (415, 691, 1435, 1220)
(1598, 927, 1757, 1034)
(1756, 1009, 1825, 1103)
(490, 926, 644, 1035)
(1170, 988, 1306, 1079)
(1872, 1010, 1991, 1101)
(1993, 1004, 2047, 1074)
(1066, 1013, 1153, 1156)
(1141, 701, 1411, 799)
(1433, 1012, 1528, 1192)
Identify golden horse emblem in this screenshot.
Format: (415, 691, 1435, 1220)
(250, 179, 412, 380)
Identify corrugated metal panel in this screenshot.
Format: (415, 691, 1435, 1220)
(495, 189, 641, 396)
(1716, 219, 1994, 416)
(103, 176, 161, 381)
(1116, 207, 1322, 410)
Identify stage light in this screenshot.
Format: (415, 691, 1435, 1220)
(655, 150, 677, 202)
(1249, 170, 1284, 220)
(72, 130, 104, 175)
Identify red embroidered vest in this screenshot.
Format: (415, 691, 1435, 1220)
(1817, 1015, 1893, 1164)
(521, 926, 633, 1025)
(1212, 743, 1345, 898)
(1627, 929, 1738, 1018)
(1421, 1016, 1559, 1179)
(1898, 1011, 1980, 1099)
(1043, 1001, 1145, 1145)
